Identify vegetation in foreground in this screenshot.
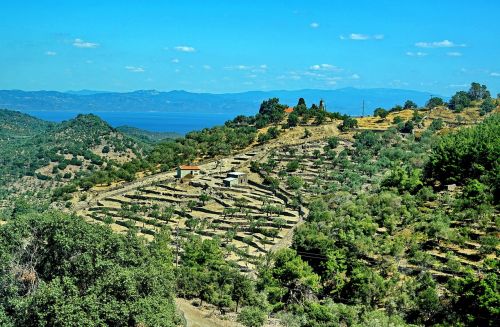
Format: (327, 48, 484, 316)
(0, 207, 179, 326)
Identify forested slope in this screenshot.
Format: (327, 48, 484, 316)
(0, 112, 145, 198)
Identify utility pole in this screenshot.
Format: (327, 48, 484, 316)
(175, 225, 180, 268)
(362, 99, 365, 117)
(429, 95, 434, 114)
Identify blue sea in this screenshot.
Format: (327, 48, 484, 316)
(20, 110, 237, 135)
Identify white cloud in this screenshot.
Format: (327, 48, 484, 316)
(309, 64, 341, 71)
(415, 40, 466, 48)
(490, 72, 500, 77)
(350, 73, 360, 79)
(340, 33, 383, 41)
(73, 38, 99, 48)
(125, 66, 145, 73)
(174, 45, 196, 52)
(171, 58, 180, 63)
(225, 64, 267, 73)
(349, 33, 370, 40)
(447, 52, 462, 57)
(310, 22, 319, 28)
(406, 51, 428, 57)
(225, 65, 251, 70)
(45, 51, 57, 56)
(202, 64, 212, 70)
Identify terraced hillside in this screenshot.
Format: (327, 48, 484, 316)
(79, 147, 305, 271)
(77, 106, 498, 278)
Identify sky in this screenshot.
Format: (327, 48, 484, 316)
(1, 0, 499, 96)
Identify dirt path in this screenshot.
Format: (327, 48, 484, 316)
(176, 298, 241, 327)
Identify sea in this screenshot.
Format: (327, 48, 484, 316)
(20, 110, 238, 135)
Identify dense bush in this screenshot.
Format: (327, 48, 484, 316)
(426, 114, 499, 202)
(0, 210, 179, 326)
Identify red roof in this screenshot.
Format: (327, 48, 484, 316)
(179, 165, 200, 170)
(284, 107, 294, 113)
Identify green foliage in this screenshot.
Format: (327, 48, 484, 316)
(0, 210, 178, 326)
(287, 176, 304, 190)
(397, 120, 414, 133)
(339, 117, 358, 132)
(468, 82, 490, 100)
(393, 116, 403, 124)
(426, 97, 444, 109)
(460, 179, 492, 207)
(116, 125, 181, 143)
(428, 118, 444, 131)
(382, 165, 423, 194)
(373, 107, 388, 118)
(449, 91, 471, 112)
(480, 97, 496, 116)
(404, 100, 418, 109)
(449, 269, 500, 326)
(286, 160, 300, 172)
(258, 98, 287, 125)
(390, 105, 404, 113)
(287, 112, 299, 127)
(149, 125, 256, 173)
(258, 249, 321, 309)
(176, 237, 259, 313)
(325, 137, 339, 150)
(238, 306, 268, 327)
(0, 112, 145, 196)
(426, 114, 499, 202)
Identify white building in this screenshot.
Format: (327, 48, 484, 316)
(227, 172, 248, 184)
(177, 165, 200, 178)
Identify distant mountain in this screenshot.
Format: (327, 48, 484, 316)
(0, 88, 440, 117)
(65, 90, 112, 96)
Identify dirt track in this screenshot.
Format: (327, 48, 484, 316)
(176, 298, 241, 327)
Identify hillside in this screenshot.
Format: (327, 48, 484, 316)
(116, 125, 181, 143)
(0, 109, 53, 139)
(70, 94, 498, 325)
(0, 111, 145, 198)
(1, 89, 499, 326)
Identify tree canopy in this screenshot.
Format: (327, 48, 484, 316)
(0, 210, 179, 326)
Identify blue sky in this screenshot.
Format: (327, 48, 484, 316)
(1, 0, 499, 96)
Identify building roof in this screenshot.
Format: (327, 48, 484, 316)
(223, 177, 237, 182)
(228, 172, 246, 176)
(179, 165, 200, 170)
(284, 107, 294, 113)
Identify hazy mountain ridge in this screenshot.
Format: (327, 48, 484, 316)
(0, 88, 438, 116)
